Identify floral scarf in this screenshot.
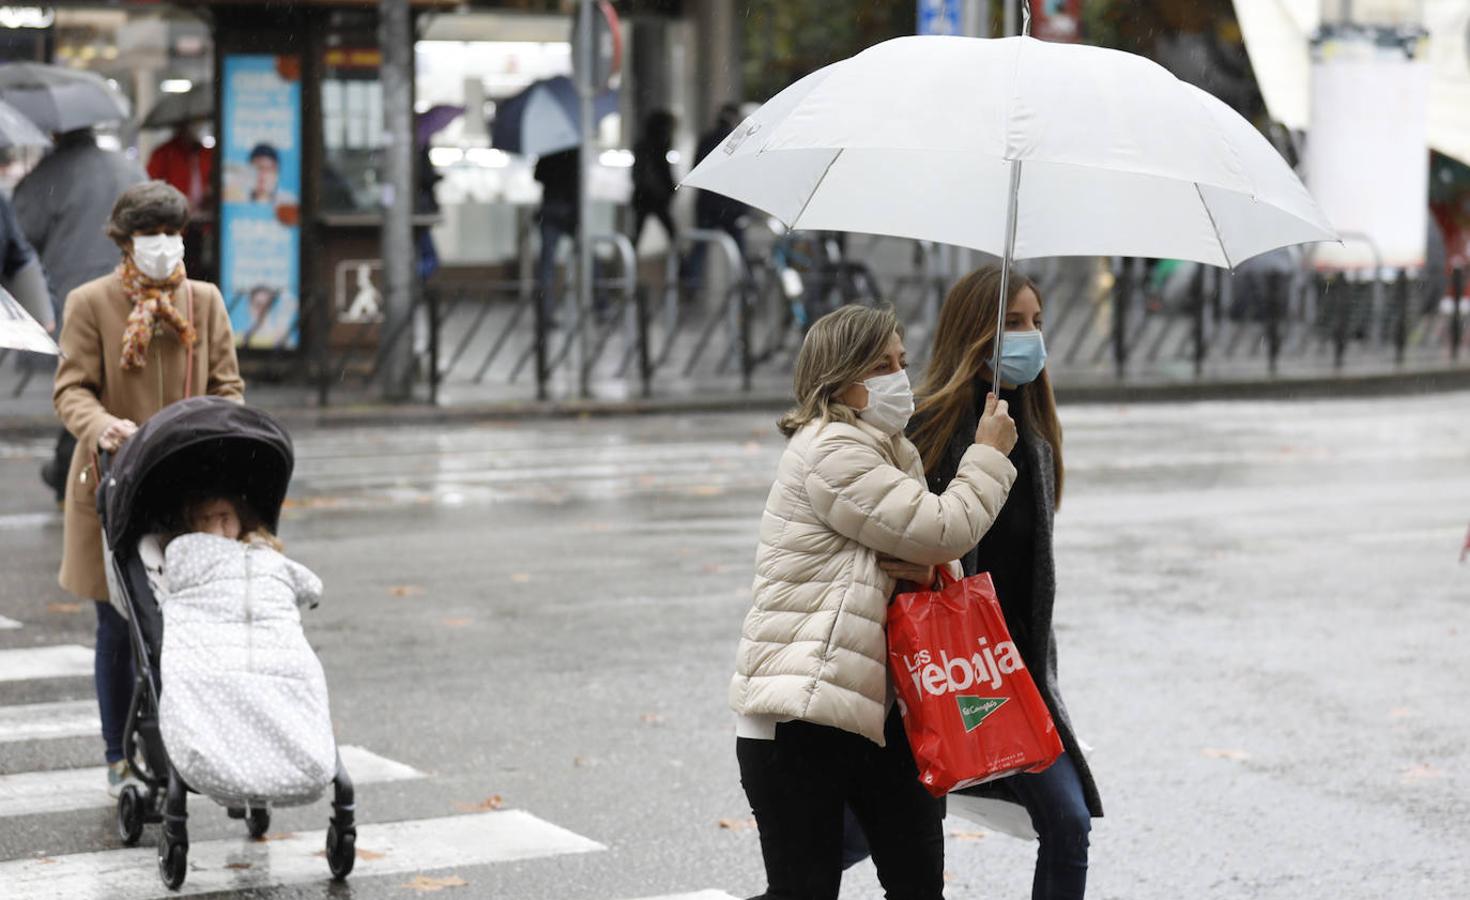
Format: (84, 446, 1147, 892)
(119, 257, 196, 371)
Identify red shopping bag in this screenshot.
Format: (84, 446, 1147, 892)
(888, 569, 1063, 797)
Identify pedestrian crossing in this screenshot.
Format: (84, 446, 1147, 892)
(0, 809, 604, 899)
(0, 745, 421, 818)
(0, 614, 739, 899)
(0, 644, 93, 681)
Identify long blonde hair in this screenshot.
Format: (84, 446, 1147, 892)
(778, 305, 900, 438)
(909, 265, 1065, 504)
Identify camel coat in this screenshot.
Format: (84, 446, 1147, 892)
(53, 272, 244, 600)
(730, 417, 1016, 745)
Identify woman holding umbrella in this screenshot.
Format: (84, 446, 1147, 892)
(731, 303, 1018, 898)
(907, 265, 1103, 900)
(52, 181, 243, 794)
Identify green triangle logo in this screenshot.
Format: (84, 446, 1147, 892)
(957, 696, 1008, 733)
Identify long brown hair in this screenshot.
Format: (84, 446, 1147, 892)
(910, 265, 1065, 505)
(778, 305, 900, 438)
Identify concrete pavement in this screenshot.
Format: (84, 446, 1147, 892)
(1, 392, 1468, 898)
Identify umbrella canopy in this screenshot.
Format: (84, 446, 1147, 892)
(0, 285, 58, 355)
(416, 104, 464, 147)
(0, 63, 130, 134)
(490, 75, 618, 157)
(682, 35, 1335, 269)
(104, 396, 294, 552)
(0, 98, 49, 148)
(142, 86, 211, 130)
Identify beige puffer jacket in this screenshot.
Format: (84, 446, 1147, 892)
(730, 417, 1017, 745)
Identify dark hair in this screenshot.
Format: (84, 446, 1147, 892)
(249, 144, 279, 164)
(107, 180, 190, 246)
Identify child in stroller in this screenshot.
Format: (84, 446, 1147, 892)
(99, 396, 356, 890)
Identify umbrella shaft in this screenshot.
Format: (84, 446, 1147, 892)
(992, 158, 1024, 397)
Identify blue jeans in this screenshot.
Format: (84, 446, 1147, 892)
(94, 601, 133, 764)
(841, 751, 1091, 899)
(1006, 751, 1092, 900)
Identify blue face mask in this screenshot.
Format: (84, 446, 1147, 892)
(998, 330, 1047, 385)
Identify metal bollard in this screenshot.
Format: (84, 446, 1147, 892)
(1331, 273, 1348, 371)
(1192, 264, 1206, 378)
(1266, 272, 1283, 376)
(1111, 257, 1128, 378)
(1452, 267, 1464, 362)
(1393, 269, 1409, 367)
(533, 279, 549, 402)
(636, 283, 652, 399)
(427, 285, 441, 406)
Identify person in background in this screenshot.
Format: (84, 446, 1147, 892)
(147, 123, 213, 214)
(685, 103, 750, 292)
(631, 109, 677, 252)
(533, 148, 579, 329)
(147, 122, 214, 278)
(14, 126, 145, 503)
(52, 180, 243, 796)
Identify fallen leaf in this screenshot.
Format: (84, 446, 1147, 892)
(224, 862, 252, 870)
(46, 602, 82, 614)
(639, 713, 666, 725)
(637, 474, 659, 487)
(687, 484, 724, 497)
(573, 755, 596, 768)
(509, 573, 531, 584)
(441, 617, 472, 628)
(700, 563, 730, 575)
(1402, 763, 1443, 783)
(1389, 707, 1418, 719)
(453, 795, 504, 813)
(718, 817, 757, 832)
(315, 848, 386, 861)
(34, 858, 56, 865)
(949, 830, 988, 841)
(400, 874, 469, 893)
(253, 832, 297, 843)
(1201, 748, 1250, 761)
(389, 585, 426, 598)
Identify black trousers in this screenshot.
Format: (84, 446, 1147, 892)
(737, 709, 944, 900)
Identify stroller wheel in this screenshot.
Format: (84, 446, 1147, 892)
(116, 785, 145, 845)
(325, 823, 356, 880)
(158, 838, 188, 890)
(246, 806, 271, 839)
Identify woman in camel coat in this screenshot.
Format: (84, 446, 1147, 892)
(52, 180, 243, 792)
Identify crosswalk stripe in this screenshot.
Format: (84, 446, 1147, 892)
(0, 700, 99, 744)
(0, 615, 21, 630)
(622, 893, 740, 900)
(0, 808, 604, 899)
(0, 745, 422, 819)
(0, 645, 93, 682)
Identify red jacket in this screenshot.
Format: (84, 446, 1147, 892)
(147, 136, 214, 207)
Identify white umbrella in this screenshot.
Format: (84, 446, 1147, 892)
(0, 98, 49, 148)
(0, 286, 58, 355)
(682, 29, 1337, 390)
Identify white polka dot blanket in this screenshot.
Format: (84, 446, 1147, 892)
(158, 533, 337, 807)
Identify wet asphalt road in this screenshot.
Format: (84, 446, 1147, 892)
(2, 390, 1468, 899)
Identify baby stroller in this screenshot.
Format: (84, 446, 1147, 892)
(96, 396, 356, 890)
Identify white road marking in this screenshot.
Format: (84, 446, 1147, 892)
(0, 615, 21, 629)
(0, 645, 93, 682)
(0, 745, 423, 818)
(0, 512, 59, 531)
(0, 809, 604, 899)
(0, 699, 99, 743)
(622, 893, 740, 900)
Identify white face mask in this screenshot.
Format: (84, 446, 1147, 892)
(131, 234, 185, 281)
(856, 368, 914, 436)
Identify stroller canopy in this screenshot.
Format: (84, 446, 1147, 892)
(104, 397, 294, 551)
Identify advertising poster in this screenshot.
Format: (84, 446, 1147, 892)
(220, 54, 302, 350)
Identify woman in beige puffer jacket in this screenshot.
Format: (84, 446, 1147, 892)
(731, 305, 1018, 900)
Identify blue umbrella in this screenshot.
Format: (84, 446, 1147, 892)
(490, 76, 618, 157)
